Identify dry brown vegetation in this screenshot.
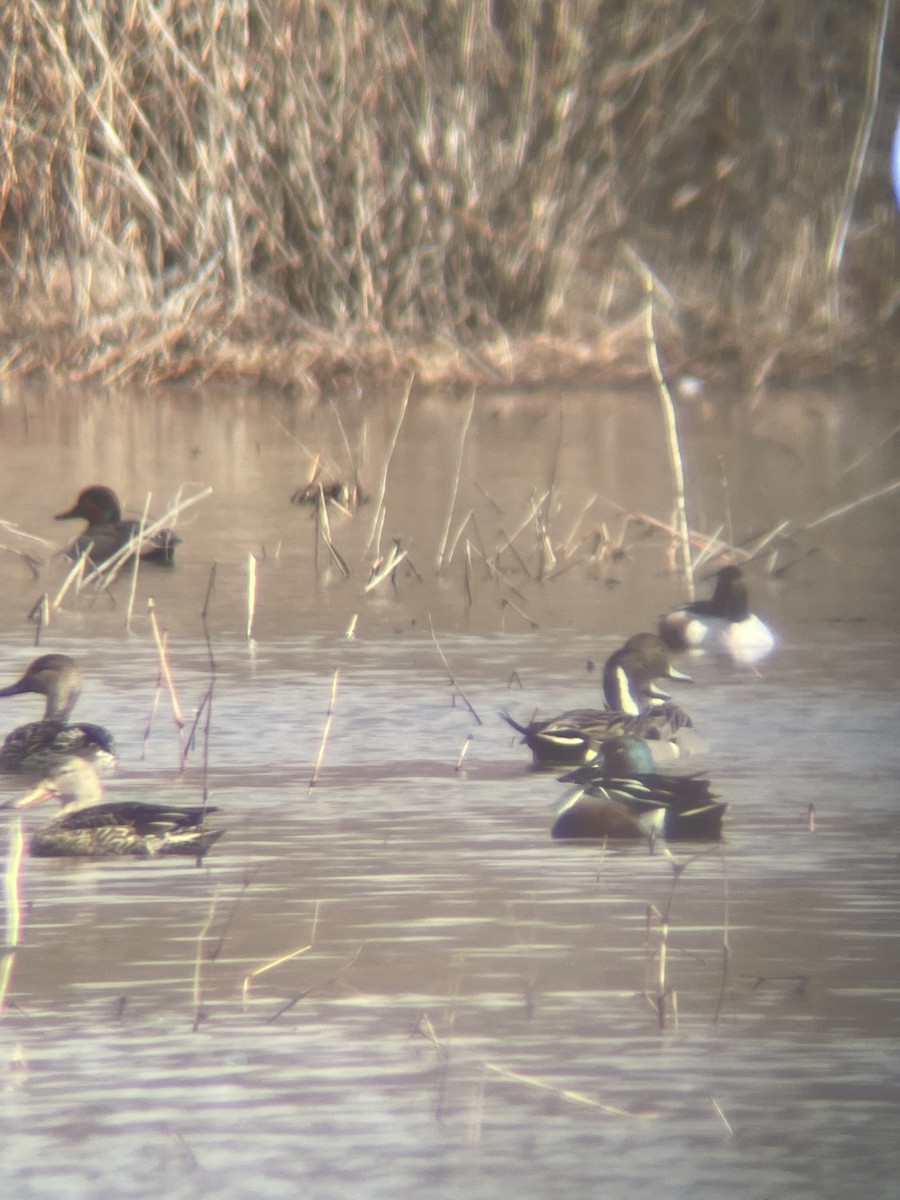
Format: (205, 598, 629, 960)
(1, 0, 897, 390)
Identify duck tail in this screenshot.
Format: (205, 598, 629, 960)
(498, 710, 529, 737)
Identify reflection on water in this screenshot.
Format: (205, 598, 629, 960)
(1, 383, 899, 1198)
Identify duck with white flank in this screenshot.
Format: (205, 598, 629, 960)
(2, 757, 223, 858)
(0, 654, 117, 776)
(659, 565, 774, 663)
(501, 633, 704, 770)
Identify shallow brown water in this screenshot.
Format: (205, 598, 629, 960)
(0, 381, 899, 1199)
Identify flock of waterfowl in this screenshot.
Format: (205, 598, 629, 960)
(1, 485, 215, 858)
(502, 563, 774, 845)
(0, 483, 773, 858)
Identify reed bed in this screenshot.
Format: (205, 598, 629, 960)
(1, 1, 897, 389)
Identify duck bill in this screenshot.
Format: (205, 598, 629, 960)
(0, 679, 28, 698)
(54, 505, 81, 521)
(664, 665, 692, 683)
(2, 781, 58, 810)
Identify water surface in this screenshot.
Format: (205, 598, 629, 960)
(0, 382, 899, 1198)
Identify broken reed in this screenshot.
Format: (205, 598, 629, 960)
(644, 847, 728, 1031)
(3, 3, 896, 386)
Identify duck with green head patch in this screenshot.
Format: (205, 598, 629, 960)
(551, 736, 726, 842)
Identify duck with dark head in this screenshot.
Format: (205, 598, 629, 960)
(55, 485, 180, 567)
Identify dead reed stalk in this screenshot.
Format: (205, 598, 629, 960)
(0, 818, 26, 1015)
(192, 893, 219, 1032)
(308, 669, 340, 795)
(436, 389, 476, 573)
(428, 617, 483, 725)
(824, 0, 892, 323)
(0, 4, 895, 384)
(483, 1063, 659, 1120)
(246, 551, 258, 641)
(147, 599, 186, 769)
(365, 377, 412, 559)
(630, 250, 693, 597)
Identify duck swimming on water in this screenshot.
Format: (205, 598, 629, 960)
(552, 736, 726, 843)
(55, 485, 180, 567)
(659, 565, 774, 663)
(2, 757, 224, 858)
(0, 654, 117, 776)
(501, 633, 702, 770)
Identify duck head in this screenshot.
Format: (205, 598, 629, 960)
(55, 486, 123, 527)
(0, 654, 84, 722)
(707, 565, 751, 621)
(2, 756, 101, 815)
(603, 633, 691, 715)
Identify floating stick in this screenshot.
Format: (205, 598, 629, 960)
(242, 942, 313, 1008)
(484, 1063, 658, 1119)
(710, 1094, 735, 1136)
